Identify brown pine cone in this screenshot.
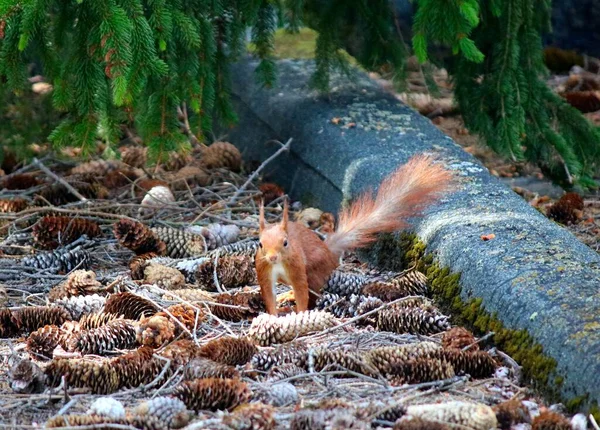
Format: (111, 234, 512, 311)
(158, 339, 203, 368)
(120, 145, 148, 168)
(12, 306, 71, 335)
(546, 200, 578, 225)
(78, 312, 124, 329)
(363, 270, 428, 301)
(68, 319, 138, 355)
(174, 378, 251, 412)
(164, 303, 204, 332)
(136, 314, 176, 348)
(560, 192, 584, 211)
(45, 358, 120, 394)
(133, 178, 169, 197)
(183, 357, 240, 380)
(198, 336, 258, 366)
(45, 415, 119, 428)
(151, 226, 206, 258)
(167, 165, 211, 190)
(27, 325, 65, 359)
(492, 398, 530, 430)
(129, 252, 159, 280)
(393, 418, 451, 430)
(0, 198, 28, 213)
(104, 292, 159, 320)
(311, 347, 378, 377)
(388, 357, 455, 385)
(250, 342, 308, 371)
(103, 168, 140, 189)
(48, 270, 103, 301)
(258, 183, 284, 205)
(144, 264, 186, 290)
(3, 174, 40, 190)
(113, 219, 166, 255)
(8, 359, 46, 394)
(33, 216, 101, 250)
(563, 91, 600, 113)
(376, 306, 450, 335)
(442, 327, 478, 351)
(34, 181, 109, 206)
(430, 349, 498, 379)
(111, 346, 164, 389)
(0, 308, 19, 337)
(531, 410, 572, 430)
(211, 290, 265, 322)
(200, 141, 242, 172)
(196, 255, 257, 291)
(365, 341, 441, 375)
(223, 403, 276, 430)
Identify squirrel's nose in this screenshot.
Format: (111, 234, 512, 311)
(269, 255, 278, 262)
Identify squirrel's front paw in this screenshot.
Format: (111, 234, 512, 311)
(276, 290, 296, 304)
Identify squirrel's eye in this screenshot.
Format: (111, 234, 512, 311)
(259, 242, 263, 248)
(283, 240, 288, 247)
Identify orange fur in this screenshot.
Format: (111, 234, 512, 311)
(255, 155, 455, 314)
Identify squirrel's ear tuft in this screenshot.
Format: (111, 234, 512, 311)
(282, 196, 289, 232)
(259, 199, 266, 233)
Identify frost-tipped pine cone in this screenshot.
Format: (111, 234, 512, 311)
(113, 219, 166, 255)
(8, 359, 45, 394)
(162, 288, 214, 303)
(143, 264, 186, 290)
(22, 246, 91, 275)
(174, 378, 251, 412)
(129, 252, 159, 280)
(250, 342, 308, 372)
(54, 294, 107, 320)
(211, 290, 264, 322)
(48, 270, 103, 302)
(33, 216, 101, 250)
(0, 198, 28, 213)
(362, 270, 428, 301)
(151, 226, 207, 258)
(195, 255, 257, 291)
(204, 223, 240, 248)
(198, 336, 258, 366)
(365, 341, 442, 375)
(323, 270, 371, 297)
(134, 396, 190, 429)
(104, 292, 159, 320)
(404, 401, 497, 430)
(205, 239, 260, 259)
(200, 141, 242, 172)
(183, 357, 240, 380)
(249, 311, 338, 346)
(26, 325, 65, 360)
(67, 319, 138, 355)
(316, 293, 383, 320)
(377, 306, 450, 335)
(310, 347, 378, 377)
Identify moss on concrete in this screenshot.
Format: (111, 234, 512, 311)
(360, 232, 599, 418)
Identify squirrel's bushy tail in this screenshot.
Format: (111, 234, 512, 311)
(325, 154, 455, 256)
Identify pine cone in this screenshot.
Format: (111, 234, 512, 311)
(134, 396, 190, 429)
(3, 174, 40, 190)
(140, 186, 175, 212)
(102, 168, 140, 190)
(104, 292, 159, 320)
(311, 347, 378, 377)
(205, 239, 260, 258)
(68, 319, 138, 355)
(404, 402, 497, 430)
(0, 198, 27, 213)
(198, 336, 258, 366)
(430, 349, 498, 378)
(33, 216, 101, 250)
(79, 312, 124, 329)
(324, 270, 371, 297)
(22, 246, 90, 274)
(0, 308, 19, 337)
(377, 306, 450, 335)
(151, 226, 207, 258)
(162, 288, 215, 303)
(164, 150, 192, 171)
(223, 403, 276, 430)
(492, 399, 530, 430)
(12, 306, 71, 335)
(561, 192, 584, 211)
(45, 415, 119, 428)
(144, 264, 186, 290)
(111, 346, 164, 389)
(547, 200, 578, 225)
(174, 378, 251, 412)
(167, 165, 211, 190)
(442, 327, 478, 351)
(295, 208, 323, 229)
(71, 159, 122, 176)
(35, 182, 108, 206)
(113, 219, 166, 255)
(316, 293, 382, 320)
(291, 409, 366, 430)
(87, 397, 126, 419)
(8, 359, 46, 394)
(54, 294, 107, 320)
(183, 357, 240, 380)
(196, 255, 257, 291)
(253, 381, 298, 407)
(265, 363, 305, 382)
(48, 269, 103, 301)
(205, 223, 241, 248)
(250, 342, 307, 371)
(120, 145, 148, 168)
(563, 90, 600, 113)
(164, 303, 205, 332)
(27, 325, 64, 359)
(136, 314, 175, 347)
(363, 271, 428, 301)
(201, 141, 242, 172)
(393, 418, 450, 430)
(366, 402, 407, 425)
(211, 291, 264, 322)
(531, 410, 572, 430)
(365, 342, 441, 374)
(158, 339, 203, 368)
(129, 252, 159, 280)
(249, 311, 338, 346)
(388, 357, 455, 385)
(45, 358, 120, 394)
(258, 183, 285, 205)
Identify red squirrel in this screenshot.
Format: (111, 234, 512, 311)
(255, 154, 455, 315)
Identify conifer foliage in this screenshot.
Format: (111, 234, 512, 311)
(1, 0, 599, 185)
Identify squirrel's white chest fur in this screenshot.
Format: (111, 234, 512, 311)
(270, 263, 289, 286)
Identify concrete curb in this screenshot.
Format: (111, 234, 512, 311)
(222, 58, 600, 410)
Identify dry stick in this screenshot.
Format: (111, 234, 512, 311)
(228, 137, 293, 206)
(32, 158, 88, 202)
